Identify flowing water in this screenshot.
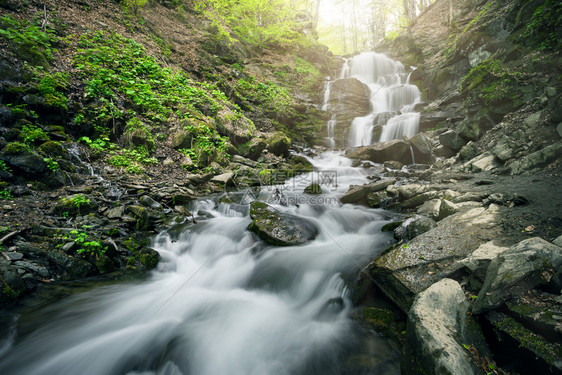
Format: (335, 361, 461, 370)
(324, 52, 422, 147)
(0, 152, 401, 375)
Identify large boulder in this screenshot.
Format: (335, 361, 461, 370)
(402, 279, 484, 375)
(265, 132, 291, 157)
(340, 179, 396, 205)
(473, 237, 562, 314)
(509, 141, 562, 175)
(214, 109, 255, 146)
(406, 132, 434, 164)
(439, 130, 467, 151)
(346, 139, 413, 164)
(248, 202, 318, 246)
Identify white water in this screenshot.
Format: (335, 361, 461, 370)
(0, 152, 400, 375)
(324, 52, 421, 147)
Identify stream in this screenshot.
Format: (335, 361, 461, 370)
(0, 52, 422, 375)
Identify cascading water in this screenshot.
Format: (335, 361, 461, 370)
(0, 152, 401, 375)
(324, 52, 422, 147)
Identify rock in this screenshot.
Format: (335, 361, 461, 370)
(170, 130, 193, 150)
(303, 183, 322, 194)
(127, 205, 151, 231)
(106, 206, 125, 219)
(458, 141, 479, 161)
(418, 111, 448, 131)
(215, 109, 254, 145)
(509, 141, 562, 175)
(462, 152, 499, 173)
(366, 191, 386, 208)
(328, 78, 371, 115)
(554, 235, 562, 248)
(369, 204, 501, 312)
(46, 251, 96, 279)
(211, 172, 234, 185)
(265, 132, 291, 157)
(3, 151, 47, 175)
(485, 311, 562, 373)
(557, 123, 562, 138)
(140, 195, 162, 210)
(402, 279, 482, 375)
(340, 179, 396, 204)
(416, 199, 441, 220)
(232, 154, 258, 168)
(438, 199, 458, 220)
(455, 241, 509, 290)
(473, 238, 562, 314)
(439, 130, 467, 151)
(407, 133, 434, 164)
(163, 157, 175, 166)
(248, 201, 318, 246)
(238, 138, 266, 160)
(401, 191, 441, 210)
(393, 215, 437, 241)
(346, 140, 412, 164)
(491, 136, 522, 162)
(2, 252, 23, 261)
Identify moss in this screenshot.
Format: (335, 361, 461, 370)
(2, 142, 31, 155)
(38, 140, 66, 158)
(2, 282, 20, 300)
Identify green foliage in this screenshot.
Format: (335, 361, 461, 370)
(121, 0, 148, 15)
(444, 2, 492, 59)
(108, 146, 158, 174)
(194, 0, 308, 47)
(43, 157, 59, 172)
(62, 228, 107, 256)
(2, 142, 30, 155)
(0, 189, 13, 200)
(235, 76, 294, 120)
(34, 69, 69, 111)
(0, 161, 11, 173)
(0, 15, 57, 66)
(459, 58, 523, 106)
(65, 194, 90, 210)
(520, 0, 562, 51)
(21, 124, 49, 145)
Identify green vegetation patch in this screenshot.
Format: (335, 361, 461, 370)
(518, 0, 562, 51)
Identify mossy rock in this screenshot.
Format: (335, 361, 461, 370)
(265, 132, 291, 157)
(54, 194, 96, 216)
(127, 205, 151, 231)
(137, 247, 160, 269)
(38, 141, 67, 158)
(2, 142, 30, 155)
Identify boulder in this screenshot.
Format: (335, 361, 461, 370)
(346, 140, 412, 164)
(46, 251, 96, 280)
(340, 179, 396, 205)
(2, 151, 47, 175)
(454, 241, 509, 290)
(303, 183, 322, 194)
(509, 141, 562, 175)
(238, 138, 266, 160)
(393, 215, 437, 241)
(438, 199, 458, 220)
(248, 202, 318, 246)
(328, 78, 371, 115)
(407, 132, 434, 164)
(402, 279, 483, 375)
(215, 109, 254, 145)
(265, 132, 291, 157)
(170, 130, 193, 150)
(369, 204, 501, 312)
(211, 172, 234, 185)
(416, 199, 441, 220)
(473, 237, 562, 314)
(439, 130, 467, 151)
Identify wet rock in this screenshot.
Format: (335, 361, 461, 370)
(407, 133, 434, 164)
(248, 201, 318, 246)
(46, 251, 96, 279)
(2, 151, 47, 175)
(127, 205, 151, 231)
(509, 141, 562, 175)
(328, 78, 371, 115)
(400, 191, 441, 210)
(439, 130, 467, 151)
(238, 138, 266, 160)
(473, 237, 562, 314)
(393, 215, 437, 241)
(402, 279, 483, 375)
(303, 183, 322, 194)
(211, 172, 234, 185)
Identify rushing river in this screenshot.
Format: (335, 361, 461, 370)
(0, 151, 402, 375)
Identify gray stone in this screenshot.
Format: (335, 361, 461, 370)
(473, 237, 562, 314)
(554, 235, 562, 248)
(215, 109, 254, 146)
(455, 241, 509, 290)
(394, 215, 437, 241)
(248, 202, 318, 246)
(401, 191, 441, 210)
(14, 261, 50, 278)
(162, 157, 175, 166)
(407, 133, 434, 163)
(140, 195, 162, 210)
(303, 183, 322, 194)
(439, 130, 467, 151)
(458, 141, 479, 161)
(402, 279, 481, 375)
(106, 206, 125, 219)
(2, 252, 23, 261)
(346, 140, 412, 164)
(438, 199, 458, 221)
(524, 112, 542, 128)
(491, 137, 521, 162)
(210, 173, 234, 185)
(340, 179, 396, 204)
(232, 155, 258, 168)
(417, 199, 441, 220)
(510, 141, 562, 175)
(557, 123, 562, 138)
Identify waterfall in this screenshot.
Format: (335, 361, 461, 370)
(322, 52, 422, 148)
(0, 151, 402, 375)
